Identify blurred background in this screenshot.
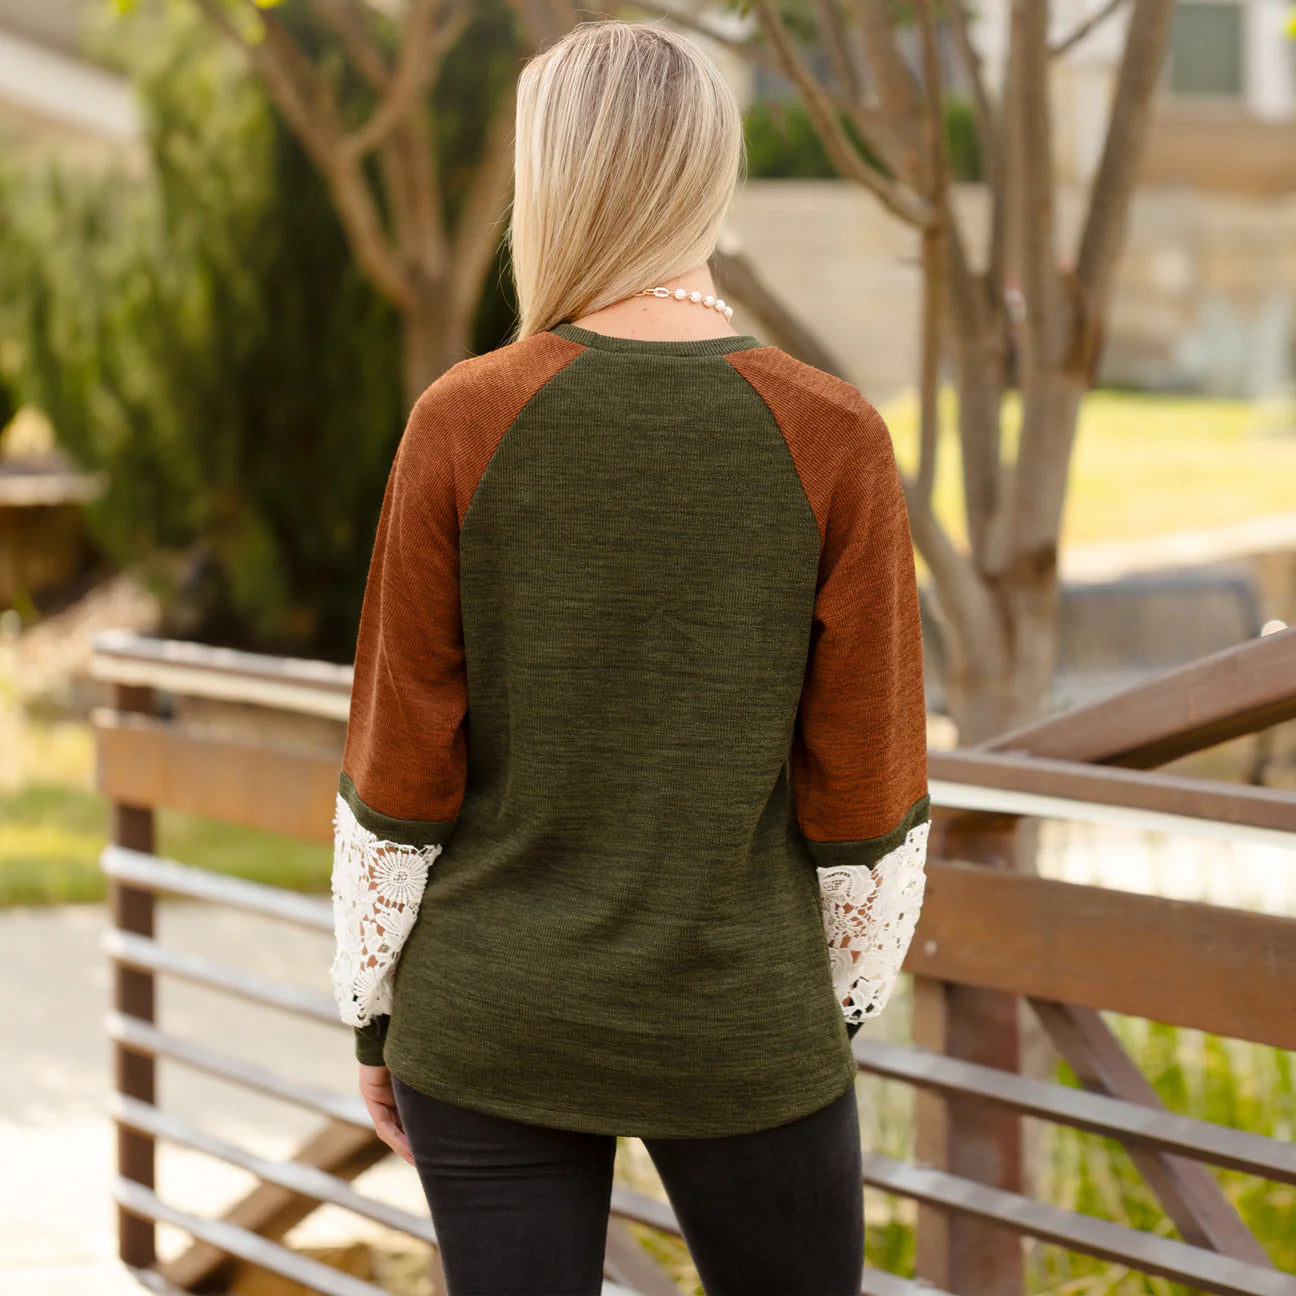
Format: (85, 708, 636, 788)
(1, 2, 1294, 1294)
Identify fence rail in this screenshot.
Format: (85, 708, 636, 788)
(91, 626, 1296, 1295)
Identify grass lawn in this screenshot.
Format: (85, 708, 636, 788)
(879, 387, 1296, 564)
(1032, 1017, 1296, 1287)
(0, 781, 331, 906)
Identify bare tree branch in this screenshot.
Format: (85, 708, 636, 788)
(986, 0, 1064, 580)
(927, 2, 1005, 567)
(914, 2, 948, 236)
(194, 0, 412, 308)
(944, 0, 1011, 330)
(851, 0, 932, 186)
(627, 1, 785, 75)
(711, 239, 853, 378)
(449, 79, 520, 326)
(1075, 0, 1177, 315)
(993, 6, 1175, 591)
(1051, 0, 1129, 57)
(942, 223, 1005, 567)
(901, 475, 1006, 681)
(814, 86, 913, 180)
(1010, 0, 1059, 378)
(195, 0, 337, 158)
(344, 0, 465, 160)
(752, 0, 934, 227)
(813, 0, 864, 104)
(947, 2, 992, 149)
(325, 161, 417, 310)
(307, 0, 392, 89)
(378, 108, 446, 276)
(851, 0, 923, 157)
(634, 0, 909, 184)
(914, 0, 949, 505)
(915, 265, 943, 503)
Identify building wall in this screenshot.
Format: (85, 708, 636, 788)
(5, 4, 1292, 400)
(728, 178, 1296, 401)
(1107, 185, 1296, 394)
(1141, 104, 1296, 194)
(695, 2, 1296, 400)
(0, 5, 142, 170)
(971, 0, 1296, 187)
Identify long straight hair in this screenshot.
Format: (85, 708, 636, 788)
(506, 19, 746, 343)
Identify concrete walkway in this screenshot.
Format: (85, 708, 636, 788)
(0, 900, 430, 1295)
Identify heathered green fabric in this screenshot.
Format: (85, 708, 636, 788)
(353, 322, 872, 1133)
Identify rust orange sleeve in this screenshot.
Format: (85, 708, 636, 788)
(340, 384, 470, 829)
(341, 331, 584, 829)
(794, 398, 929, 858)
(726, 349, 930, 863)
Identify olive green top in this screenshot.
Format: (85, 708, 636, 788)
(331, 319, 930, 1138)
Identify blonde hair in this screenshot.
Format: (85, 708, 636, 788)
(506, 19, 746, 343)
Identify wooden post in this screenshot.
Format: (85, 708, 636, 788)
(104, 682, 158, 1269)
(913, 812, 1024, 1296)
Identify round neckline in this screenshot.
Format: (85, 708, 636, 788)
(549, 320, 765, 356)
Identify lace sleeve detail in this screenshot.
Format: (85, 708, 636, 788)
(329, 792, 444, 1028)
(817, 818, 930, 1026)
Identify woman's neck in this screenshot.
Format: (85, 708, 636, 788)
(568, 265, 740, 342)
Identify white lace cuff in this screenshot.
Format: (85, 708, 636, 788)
(329, 792, 444, 1028)
(817, 817, 930, 1025)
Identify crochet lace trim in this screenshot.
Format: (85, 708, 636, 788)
(329, 793, 443, 1028)
(817, 818, 931, 1025)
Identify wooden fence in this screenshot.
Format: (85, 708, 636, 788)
(90, 625, 1296, 1296)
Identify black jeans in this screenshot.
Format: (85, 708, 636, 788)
(391, 1074, 864, 1296)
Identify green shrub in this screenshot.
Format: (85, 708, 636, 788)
(4, 2, 518, 659)
(1030, 1016, 1296, 1289)
(942, 96, 982, 183)
(0, 782, 330, 906)
(744, 95, 982, 183)
(6, 7, 405, 656)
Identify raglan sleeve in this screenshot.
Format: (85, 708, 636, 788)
(791, 399, 931, 1040)
(330, 388, 467, 1065)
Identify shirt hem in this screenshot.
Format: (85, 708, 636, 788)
(384, 1053, 858, 1140)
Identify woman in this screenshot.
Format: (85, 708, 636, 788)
(329, 17, 930, 1296)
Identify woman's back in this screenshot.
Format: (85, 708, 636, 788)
(333, 319, 931, 1139)
(325, 19, 929, 1290)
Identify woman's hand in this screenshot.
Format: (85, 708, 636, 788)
(358, 1063, 415, 1166)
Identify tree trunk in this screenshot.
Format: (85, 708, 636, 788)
(400, 284, 463, 409)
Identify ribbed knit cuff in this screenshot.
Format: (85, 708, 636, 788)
(803, 794, 931, 873)
(355, 1016, 390, 1066)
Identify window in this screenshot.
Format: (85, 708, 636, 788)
(1168, 2, 1245, 99)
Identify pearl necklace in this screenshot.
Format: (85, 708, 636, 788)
(637, 285, 733, 320)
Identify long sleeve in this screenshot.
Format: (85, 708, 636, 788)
(790, 400, 931, 1039)
(331, 388, 467, 1065)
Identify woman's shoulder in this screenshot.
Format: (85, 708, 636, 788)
(408, 330, 574, 423)
(402, 331, 891, 474)
(725, 343, 894, 474)
(395, 332, 584, 479)
(731, 341, 875, 414)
